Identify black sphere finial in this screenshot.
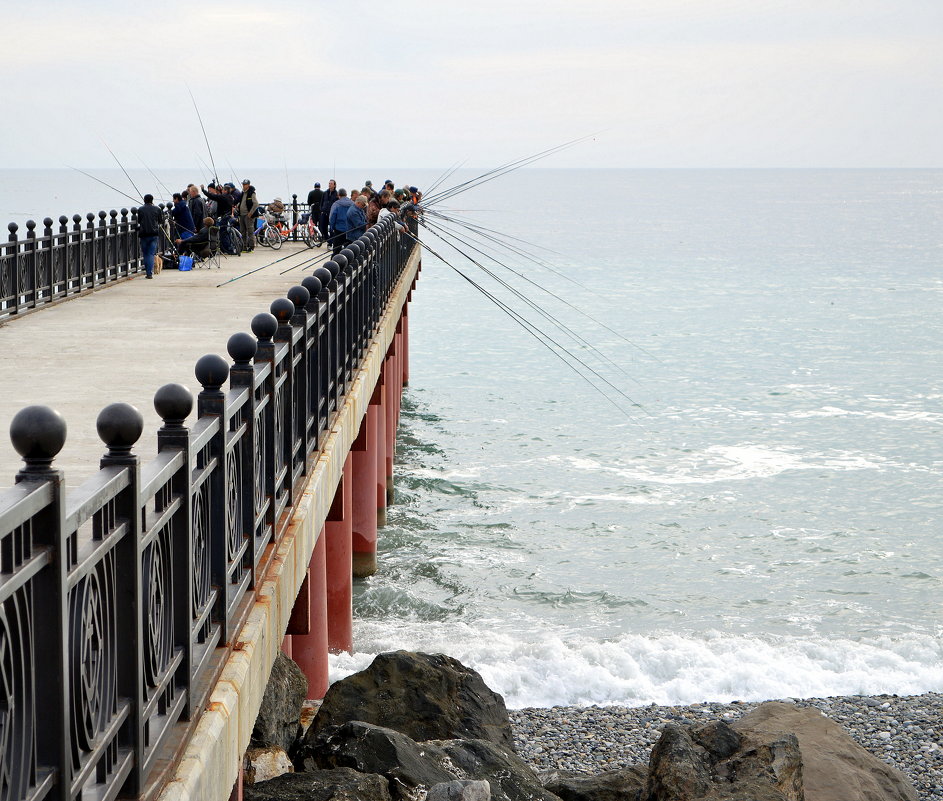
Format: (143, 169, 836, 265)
(10, 405, 67, 473)
(301, 275, 322, 297)
(154, 383, 193, 427)
(96, 402, 144, 457)
(251, 312, 278, 342)
(227, 332, 258, 365)
(287, 285, 310, 310)
(313, 267, 332, 287)
(270, 297, 295, 323)
(195, 354, 229, 392)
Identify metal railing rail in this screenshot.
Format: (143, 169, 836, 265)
(0, 214, 418, 801)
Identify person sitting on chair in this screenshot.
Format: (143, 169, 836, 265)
(176, 217, 215, 259)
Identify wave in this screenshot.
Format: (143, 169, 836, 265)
(329, 621, 943, 709)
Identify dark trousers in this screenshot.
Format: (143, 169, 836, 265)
(239, 214, 255, 250)
(330, 230, 347, 256)
(318, 211, 329, 241)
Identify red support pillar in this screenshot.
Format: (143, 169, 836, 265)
(376, 365, 388, 528)
(291, 530, 329, 699)
(352, 402, 379, 579)
(384, 346, 397, 506)
(281, 636, 293, 658)
(229, 763, 244, 801)
(401, 300, 410, 388)
(326, 462, 353, 653)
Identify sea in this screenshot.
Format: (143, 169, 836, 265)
(3, 167, 942, 709)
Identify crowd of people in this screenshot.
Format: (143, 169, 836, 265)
(136, 177, 420, 278)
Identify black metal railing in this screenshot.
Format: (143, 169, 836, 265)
(0, 214, 418, 801)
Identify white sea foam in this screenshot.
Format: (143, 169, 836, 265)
(329, 621, 943, 709)
(553, 445, 880, 486)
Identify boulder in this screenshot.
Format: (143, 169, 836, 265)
(245, 746, 293, 786)
(542, 767, 648, 801)
(310, 651, 515, 751)
(645, 725, 713, 801)
(302, 721, 458, 799)
(732, 701, 918, 801)
(244, 767, 391, 801)
(252, 653, 308, 752)
(428, 780, 492, 801)
(434, 738, 562, 801)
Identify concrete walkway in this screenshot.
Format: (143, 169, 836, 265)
(0, 243, 331, 486)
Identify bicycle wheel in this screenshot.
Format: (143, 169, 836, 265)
(266, 225, 283, 249)
(257, 223, 271, 247)
(302, 223, 319, 248)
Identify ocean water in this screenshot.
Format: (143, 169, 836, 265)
(3, 168, 942, 708)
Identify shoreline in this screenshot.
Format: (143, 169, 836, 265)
(509, 692, 942, 798)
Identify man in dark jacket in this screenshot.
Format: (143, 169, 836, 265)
(137, 194, 163, 279)
(328, 188, 353, 255)
(318, 179, 338, 244)
(238, 181, 260, 252)
(187, 185, 205, 232)
(306, 182, 323, 216)
(176, 216, 215, 259)
(202, 184, 235, 252)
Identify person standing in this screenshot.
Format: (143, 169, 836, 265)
(238, 180, 260, 252)
(137, 193, 163, 279)
(346, 195, 368, 242)
(170, 192, 196, 240)
(328, 188, 353, 255)
(319, 179, 338, 243)
(187, 185, 205, 232)
(307, 182, 323, 219)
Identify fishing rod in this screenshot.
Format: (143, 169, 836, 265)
(421, 134, 597, 207)
(422, 217, 640, 380)
(216, 244, 321, 288)
(423, 160, 466, 197)
(68, 165, 141, 205)
(187, 85, 220, 184)
(99, 136, 144, 202)
(136, 155, 174, 201)
(402, 228, 646, 418)
(421, 219, 641, 386)
(195, 154, 212, 184)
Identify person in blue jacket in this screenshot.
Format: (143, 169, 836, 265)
(170, 193, 196, 240)
(328, 188, 353, 255)
(346, 196, 368, 243)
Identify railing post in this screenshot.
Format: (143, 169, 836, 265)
(227, 332, 260, 586)
(195, 353, 236, 640)
(24, 220, 37, 311)
(41, 217, 54, 304)
(291, 194, 298, 240)
(10, 405, 70, 801)
(270, 297, 296, 507)
(108, 210, 119, 278)
(85, 212, 96, 287)
(287, 285, 311, 472)
(130, 207, 140, 274)
(7, 222, 20, 315)
(301, 274, 324, 446)
(154, 383, 202, 720)
(119, 208, 130, 275)
(96, 402, 145, 794)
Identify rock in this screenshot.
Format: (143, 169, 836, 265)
(302, 721, 458, 799)
(543, 767, 648, 801)
(245, 746, 294, 786)
(310, 651, 515, 751)
(252, 652, 308, 752)
(716, 731, 803, 801)
(732, 701, 918, 801)
(645, 725, 713, 801)
(428, 780, 492, 801)
(691, 720, 741, 761)
(434, 738, 562, 801)
(244, 767, 392, 801)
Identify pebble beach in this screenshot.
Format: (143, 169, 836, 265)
(509, 693, 943, 799)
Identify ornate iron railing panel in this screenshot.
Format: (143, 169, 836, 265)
(0, 216, 416, 801)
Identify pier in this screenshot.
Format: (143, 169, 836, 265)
(0, 212, 420, 801)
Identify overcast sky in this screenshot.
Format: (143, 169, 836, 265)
(3, 0, 941, 169)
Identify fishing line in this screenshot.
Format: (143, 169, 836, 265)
(216, 244, 325, 288)
(422, 219, 642, 386)
(402, 230, 647, 421)
(423, 211, 663, 364)
(187, 85, 220, 184)
(98, 136, 144, 201)
(67, 165, 141, 205)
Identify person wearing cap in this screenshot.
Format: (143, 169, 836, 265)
(307, 182, 323, 216)
(346, 195, 368, 243)
(227, 181, 243, 205)
(237, 181, 259, 252)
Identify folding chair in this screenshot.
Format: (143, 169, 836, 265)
(195, 226, 222, 269)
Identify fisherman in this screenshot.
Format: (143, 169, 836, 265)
(227, 181, 242, 205)
(307, 181, 323, 217)
(201, 183, 235, 253)
(328, 188, 353, 255)
(170, 192, 196, 239)
(137, 194, 163, 279)
(237, 180, 259, 252)
(346, 196, 368, 242)
(378, 199, 406, 233)
(175, 216, 215, 259)
(366, 190, 385, 228)
(319, 179, 338, 244)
